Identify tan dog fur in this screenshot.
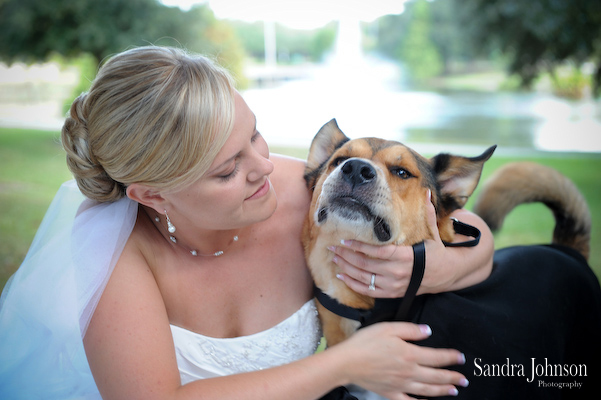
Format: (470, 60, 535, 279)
(302, 120, 494, 345)
(473, 161, 591, 259)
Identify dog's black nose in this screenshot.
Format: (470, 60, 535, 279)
(341, 159, 376, 187)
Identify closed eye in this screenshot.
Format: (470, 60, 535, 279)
(218, 162, 239, 181)
(219, 130, 261, 182)
(390, 167, 414, 179)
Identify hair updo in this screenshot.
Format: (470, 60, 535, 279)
(61, 46, 236, 202)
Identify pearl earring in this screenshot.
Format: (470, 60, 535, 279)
(165, 210, 176, 234)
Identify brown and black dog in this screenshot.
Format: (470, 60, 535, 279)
(302, 119, 592, 347)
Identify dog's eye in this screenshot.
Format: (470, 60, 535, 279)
(331, 157, 349, 167)
(391, 167, 413, 179)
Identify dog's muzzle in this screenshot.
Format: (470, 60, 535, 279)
(316, 159, 392, 242)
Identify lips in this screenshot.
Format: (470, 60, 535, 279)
(246, 179, 270, 200)
(330, 196, 373, 220)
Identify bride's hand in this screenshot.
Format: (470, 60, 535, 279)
(330, 322, 468, 399)
(329, 191, 452, 298)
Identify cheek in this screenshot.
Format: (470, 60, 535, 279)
(188, 185, 242, 213)
(215, 183, 247, 207)
(195, 195, 242, 223)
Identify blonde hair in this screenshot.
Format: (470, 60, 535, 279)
(61, 46, 236, 202)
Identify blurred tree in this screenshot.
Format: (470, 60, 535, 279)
(369, 0, 474, 79)
(459, 0, 601, 96)
(429, 0, 478, 75)
(368, 13, 408, 60)
(229, 21, 265, 60)
(230, 21, 336, 64)
(0, 0, 168, 63)
(0, 0, 246, 86)
(399, 0, 442, 82)
(309, 23, 337, 62)
(276, 23, 337, 63)
(181, 6, 247, 87)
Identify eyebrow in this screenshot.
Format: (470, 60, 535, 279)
(207, 114, 257, 175)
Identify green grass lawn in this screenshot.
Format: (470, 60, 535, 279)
(0, 128, 73, 289)
(1, 128, 600, 291)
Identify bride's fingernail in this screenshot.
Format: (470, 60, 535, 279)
(449, 387, 459, 396)
(458, 353, 466, 364)
(419, 324, 432, 336)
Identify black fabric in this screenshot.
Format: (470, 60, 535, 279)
(313, 230, 601, 398)
(319, 386, 359, 400)
(408, 245, 601, 399)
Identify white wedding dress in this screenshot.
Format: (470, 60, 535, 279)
(172, 300, 321, 383)
(0, 180, 321, 399)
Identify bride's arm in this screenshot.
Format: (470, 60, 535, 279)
(84, 241, 467, 400)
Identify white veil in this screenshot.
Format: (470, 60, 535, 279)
(0, 180, 138, 399)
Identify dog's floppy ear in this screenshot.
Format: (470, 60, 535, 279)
(430, 145, 496, 212)
(304, 119, 350, 190)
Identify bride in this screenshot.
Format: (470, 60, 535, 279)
(0, 46, 499, 399)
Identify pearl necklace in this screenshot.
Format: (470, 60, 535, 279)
(154, 215, 239, 257)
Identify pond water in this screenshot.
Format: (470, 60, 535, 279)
(242, 57, 601, 156)
(244, 14, 600, 157)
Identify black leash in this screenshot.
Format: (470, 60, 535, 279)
(394, 241, 425, 321)
(314, 218, 481, 325)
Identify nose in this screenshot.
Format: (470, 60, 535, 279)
(341, 159, 376, 187)
(247, 151, 274, 183)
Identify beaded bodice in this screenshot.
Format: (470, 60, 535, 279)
(170, 300, 322, 383)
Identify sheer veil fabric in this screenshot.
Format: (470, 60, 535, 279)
(0, 180, 138, 399)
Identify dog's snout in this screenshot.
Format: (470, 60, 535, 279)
(341, 159, 376, 187)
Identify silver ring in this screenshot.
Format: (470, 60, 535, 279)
(368, 273, 376, 291)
